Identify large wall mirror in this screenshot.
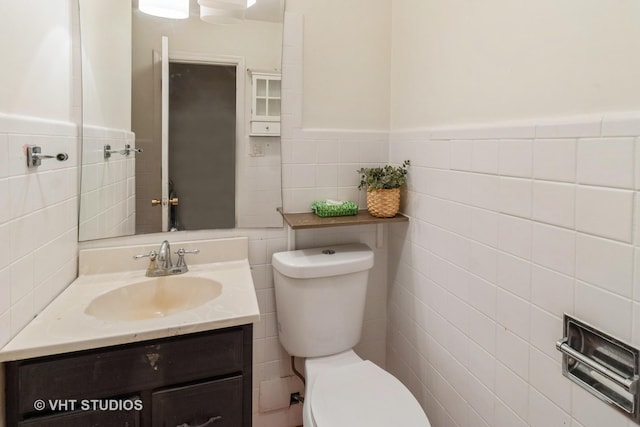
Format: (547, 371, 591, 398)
(78, 0, 284, 242)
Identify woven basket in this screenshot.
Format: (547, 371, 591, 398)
(367, 188, 400, 218)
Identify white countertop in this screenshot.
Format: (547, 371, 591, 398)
(0, 237, 260, 362)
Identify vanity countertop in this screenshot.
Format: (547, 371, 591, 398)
(0, 237, 260, 362)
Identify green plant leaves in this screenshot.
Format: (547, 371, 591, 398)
(357, 160, 410, 190)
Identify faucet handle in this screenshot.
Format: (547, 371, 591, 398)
(133, 250, 157, 260)
(175, 248, 199, 268)
(133, 250, 158, 270)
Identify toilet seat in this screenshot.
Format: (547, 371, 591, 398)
(310, 360, 431, 427)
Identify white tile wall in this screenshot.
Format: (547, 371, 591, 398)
(79, 125, 135, 241)
(388, 113, 640, 427)
(0, 114, 79, 348)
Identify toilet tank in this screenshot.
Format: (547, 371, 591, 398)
(272, 243, 374, 358)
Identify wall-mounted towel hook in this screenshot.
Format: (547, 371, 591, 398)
(26, 145, 69, 168)
(104, 144, 143, 159)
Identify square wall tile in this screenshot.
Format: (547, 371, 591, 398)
(448, 171, 473, 205)
(532, 181, 575, 229)
(494, 400, 528, 427)
(495, 360, 529, 417)
(529, 347, 571, 412)
(529, 306, 563, 361)
(0, 179, 9, 224)
(498, 139, 532, 178)
(469, 241, 498, 283)
(472, 140, 500, 174)
(532, 223, 575, 276)
(471, 207, 499, 247)
(291, 139, 317, 163)
(0, 310, 9, 348)
(531, 265, 574, 317)
(533, 139, 576, 183)
(575, 280, 632, 341)
(575, 233, 633, 298)
(0, 267, 9, 314)
(498, 214, 532, 260)
(571, 383, 630, 427)
(577, 137, 634, 189)
(422, 140, 450, 169)
(496, 289, 530, 341)
(471, 174, 500, 211)
(360, 140, 388, 163)
(499, 177, 532, 218)
(467, 307, 496, 355)
(315, 139, 339, 164)
(528, 388, 571, 427)
(450, 139, 472, 171)
(0, 134, 8, 178)
(338, 140, 360, 163)
(636, 137, 640, 189)
(575, 186, 634, 243)
(497, 252, 531, 300)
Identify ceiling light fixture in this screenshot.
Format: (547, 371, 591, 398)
(198, 0, 255, 11)
(199, 5, 245, 24)
(139, 0, 189, 19)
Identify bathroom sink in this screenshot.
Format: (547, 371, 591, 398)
(85, 276, 222, 321)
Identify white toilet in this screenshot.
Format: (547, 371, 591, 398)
(272, 243, 431, 427)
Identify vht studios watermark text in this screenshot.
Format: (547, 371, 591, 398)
(33, 399, 143, 412)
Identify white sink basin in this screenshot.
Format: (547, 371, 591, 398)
(85, 276, 223, 321)
(0, 237, 261, 363)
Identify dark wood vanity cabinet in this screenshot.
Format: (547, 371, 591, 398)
(4, 324, 252, 427)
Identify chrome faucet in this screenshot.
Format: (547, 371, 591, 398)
(134, 240, 199, 277)
(157, 240, 173, 269)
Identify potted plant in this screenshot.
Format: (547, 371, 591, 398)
(357, 160, 410, 217)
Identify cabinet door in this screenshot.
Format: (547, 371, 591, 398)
(251, 74, 281, 122)
(152, 376, 244, 427)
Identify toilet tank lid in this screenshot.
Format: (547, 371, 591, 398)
(272, 243, 374, 279)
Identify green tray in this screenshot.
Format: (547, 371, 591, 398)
(311, 200, 359, 217)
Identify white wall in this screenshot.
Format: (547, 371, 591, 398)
(0, 1, 76, 122)
(284, 0, 391, 130)
(387, 1, 640, 427)
(390, 0, 640, 128)
(80, 0, 131, 130)
(0, 1, 80, 347)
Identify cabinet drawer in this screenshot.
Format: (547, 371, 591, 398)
(19, 399, 141, 427)
(250, 121, 280, 136)
(12, 328, 245, 415)
(152, 377, 243, 427)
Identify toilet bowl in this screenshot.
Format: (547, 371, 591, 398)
(272, 244, 431, 427)
(303, 350, 430, 427)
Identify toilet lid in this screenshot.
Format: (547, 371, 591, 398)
(310, 360, 431, 427)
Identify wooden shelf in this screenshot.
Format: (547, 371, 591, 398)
(280, 209, 409, 230)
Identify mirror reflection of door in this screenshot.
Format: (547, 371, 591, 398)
(168, 62, 236, 230)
